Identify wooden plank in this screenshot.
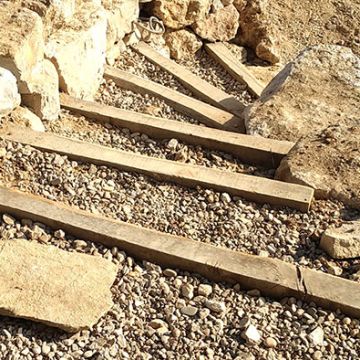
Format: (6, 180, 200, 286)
(1, 126, 313, 211)
(205, 43, 266, 98)
(1, 187, 359, 318)
(60, 94, 293, 168)
(133, 42, 246, 118)
(104, 66, 245, 133)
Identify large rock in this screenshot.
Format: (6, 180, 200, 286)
(235, 0, 360, 64)
(165, 29, 202, 60)
(235, 0, 280, 64)
(20, 0, 76, 36)
(320, 222, 360, 259)
(103, 0, 139, 64)
(152, 0, 211, 30)
(21, 60, 60, 121)
(10, 106, 45, 132)
(45, 2, 107, 99)
(0, 2, 45, 82)
(0, 68, 21, 117)
(276, 123, 360, 208)
(245, 45, 360, 142)
(0, 239, 117, 332)
(192, 4, 239, 42)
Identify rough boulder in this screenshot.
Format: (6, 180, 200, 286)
(276, 123, 360, 209)
(0, 68, 21, 118)
(245, 45, 360, 142)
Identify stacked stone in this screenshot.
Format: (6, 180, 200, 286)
(0, 0, 140, 121)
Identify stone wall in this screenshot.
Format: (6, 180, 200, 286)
(0, 0, 139, 121)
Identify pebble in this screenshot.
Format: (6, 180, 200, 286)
(264, 337, 277, 348)
(198, 284, 213, 297)
(163, 268, 177, 277)
(181, 283, 194, 299)
(181, 305, 198, 316)
(308, 327, 324, 346)
(205, 300, 226, 313)
(242, 325, 261, 344)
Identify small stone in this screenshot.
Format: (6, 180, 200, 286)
(181, 305, 198, 316)
(308, 327, 324, 346)
(205, 300, 226, 313)
(326, 263, 343, 276)
(163, 268, 177, 277)
(0, 148, 7, 157)
(54, 229, 65, 239)
(167, 138, 179, 150)
(149, 319, 168, 330)
(198, 284, 213, 297)
(41, 343, 51, 355)
(220, 192, 231, 203)
(181, 283, 194, 299)
(74, 240, 88, 249)
(2, 214, 15, 225)
(313, 350, 322, 359)
(264, 337, 277, 348)
(242, 325, 261, 344)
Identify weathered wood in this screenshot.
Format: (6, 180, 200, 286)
(1, 126, 313, 211)
(60, 94, 293, 168)
(1, 187, 359, 318)
(205, 43, 265, 98)
(104, 65, 245, 132)
(133, 42, 246, 118)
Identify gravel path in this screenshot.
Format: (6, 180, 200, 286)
(1, 140, 359, 281)
(0, 213, 359, 360)
(46, 110, 272, 178)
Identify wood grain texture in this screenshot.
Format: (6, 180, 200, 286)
(1, 126, 313, 211)
(60, 94, 293, 168)
(1, 187, 359, 318)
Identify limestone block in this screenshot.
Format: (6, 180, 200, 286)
(0, 239, 117, 332)
(320, 222, 360, 259)
(152, 0, 211, 30)
(45, 3, 107, 99)
(245, 45, 360, 141)
(10, 106, 45, 132)
(21, 60, 60, 121)
(0, 2, 44, 81)
(0, 68, 21, 117)
(192, 4, 239, 42)
(165, 29, 202, 60)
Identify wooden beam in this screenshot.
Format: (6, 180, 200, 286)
(60, 94, 293, 168)
(104, 66, 245, 133)
(205, 43, 266, 98)
(1, 187, 359, 318)
(1, 126, 313, 211)
(132, 42, 246, 118)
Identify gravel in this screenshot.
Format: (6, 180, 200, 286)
(0, 214, 359, 359)
(1, 140, 359, 280)
(45, 109, 272, 178)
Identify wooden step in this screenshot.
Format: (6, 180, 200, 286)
(60, 94, 293, 168)
(133, 42, 246, 118)
(1, 187, 359, 318)
(1, 126, 313, 211)
(104, 66, 245, 132)
(205, 43, 266, 98)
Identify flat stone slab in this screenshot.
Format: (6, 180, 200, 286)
(320, 222, 360, 259)
(0, 239, 117, 332)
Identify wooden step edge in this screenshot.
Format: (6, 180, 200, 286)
(132, 41, 246, 118)
(60, 94, 294, 168)
(103, 65, 245, 133)
(1, 126, 313, 212)
(205, 43, 266, 98)
(0, 187, 359, 318)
